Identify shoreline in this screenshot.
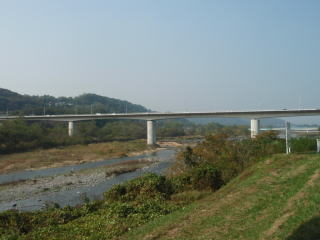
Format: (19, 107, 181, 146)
(0, 140, 183, 175)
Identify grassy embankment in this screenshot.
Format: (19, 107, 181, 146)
(124, 153, 320, 240)
(0, 140, 149, 174)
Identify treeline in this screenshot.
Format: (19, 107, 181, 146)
(0, 88, 148, 115)
(157, 120, 249, 138)
(0, 119, 250, 154)
(0, 119, 146, 154)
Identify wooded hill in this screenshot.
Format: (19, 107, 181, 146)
(0, 88, 148, 115)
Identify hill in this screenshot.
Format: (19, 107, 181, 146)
(124, 153, 320, 240)
(0, 88, 148, 115)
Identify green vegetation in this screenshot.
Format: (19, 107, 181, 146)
(157, 120, 249, 138)
(0, 119, 148, 154)
(0, 118, 250, 154)
(0, 88, 147, 115)
(168, 131, 285, 190)
(0, 174, 185, 240)
(290, 137, 317, 153)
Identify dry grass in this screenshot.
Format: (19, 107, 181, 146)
(104, 159, 155, 177)
(0, 140, 150, 174)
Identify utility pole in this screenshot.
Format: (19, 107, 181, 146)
(43, 96, 46, 115)
(285, 121, 291, 154)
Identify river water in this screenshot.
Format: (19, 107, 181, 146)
(0, 148, 177, 212)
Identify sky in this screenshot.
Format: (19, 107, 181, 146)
(0, 0, 320, 123)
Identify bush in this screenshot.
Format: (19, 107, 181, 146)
(0, 202, 101, 238)
(104, 173, 174, 202)
(189, 164, 224, 190)
(291, 137, 317, 153)
(0, 210, 31, 235)
(171, 164, 223, 191)
(172, 131, 288, 193)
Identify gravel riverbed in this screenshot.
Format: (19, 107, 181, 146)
(0, 147, 177, 211)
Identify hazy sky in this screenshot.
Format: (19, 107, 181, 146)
(1, 1, 320, 121)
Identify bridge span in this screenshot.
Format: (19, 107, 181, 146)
(1, 109, 320, 145)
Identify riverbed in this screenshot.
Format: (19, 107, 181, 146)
(0, 147, 177, 212)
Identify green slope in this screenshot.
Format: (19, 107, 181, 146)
(123, 153, 320, 240)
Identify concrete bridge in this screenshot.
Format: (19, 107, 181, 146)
(1, 109, 320, 145)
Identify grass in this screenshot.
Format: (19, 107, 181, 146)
(122, 153, 320, 240)
(0, 140, 149, 174)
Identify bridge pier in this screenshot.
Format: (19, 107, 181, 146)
(68, 121, 75, 137)
(251, 119, 260, 138)
(147, 120, 156, 145)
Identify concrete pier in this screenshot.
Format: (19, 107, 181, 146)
(68, 121, 75, 137)
(147, 120, 156, 145)
(250, 119, 260, 138)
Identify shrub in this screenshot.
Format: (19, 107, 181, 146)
(173, 131, 288, 193)
(291, 137, 317, 153)
(104, 173, 174, 202)
(0, 210, 31, 235)
(171, 164, 223, 191)
(183, 146, 197, 167)
(189, 164, 224, 190)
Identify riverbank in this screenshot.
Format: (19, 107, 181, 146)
(0, 139, 184, 175)
(0, 140, 149, 174)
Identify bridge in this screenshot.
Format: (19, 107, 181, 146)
(1, 109, 320, 145)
